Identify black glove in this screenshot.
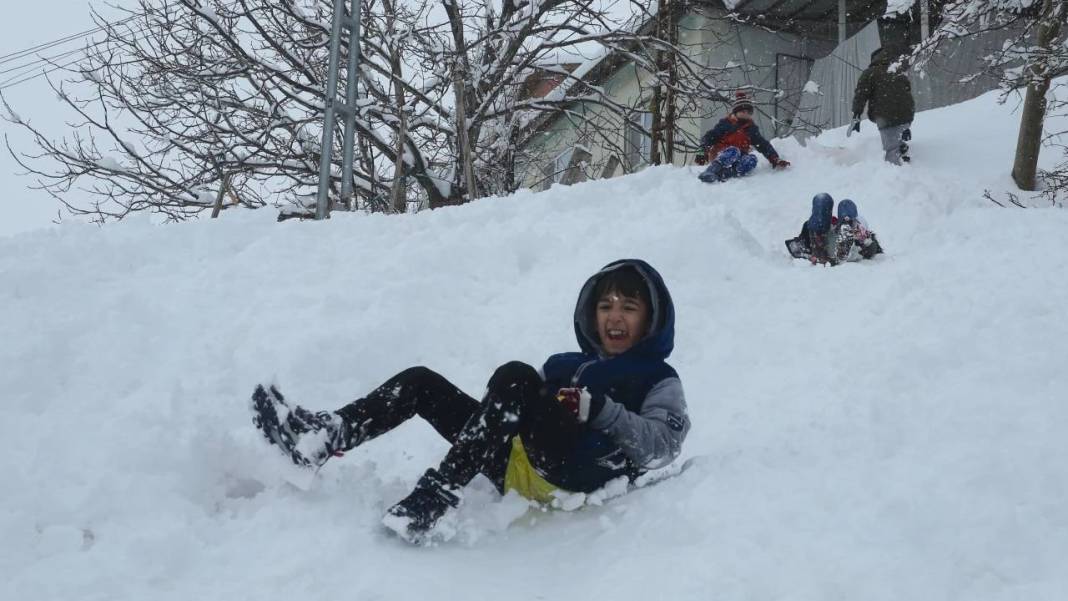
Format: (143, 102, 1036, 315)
(694, 153, 708, 166)
(850, 117, 861, 133)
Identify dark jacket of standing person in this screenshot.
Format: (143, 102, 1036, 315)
(852, 48, 915, 128)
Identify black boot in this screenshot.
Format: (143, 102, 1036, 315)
(382, 468, 462, 544)
(250, 384, 348, 468)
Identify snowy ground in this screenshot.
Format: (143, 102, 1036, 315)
(2, 89, 1067, 601)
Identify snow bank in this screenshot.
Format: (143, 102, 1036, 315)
(1, 88, 1067, 601)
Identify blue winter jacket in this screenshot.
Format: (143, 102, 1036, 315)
(539, 259, 690, 493)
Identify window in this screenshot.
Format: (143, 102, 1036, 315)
(553, 148, 574, 183)
(540, 147, 573, 190)
(624, 112, 653, 169)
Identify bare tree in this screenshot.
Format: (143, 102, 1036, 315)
(3, 0, 758, 220)
(3, 0, 454, 221)
(915, 0, 1068, 196)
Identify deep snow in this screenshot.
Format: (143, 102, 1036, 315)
(2, 88, 1067, 601)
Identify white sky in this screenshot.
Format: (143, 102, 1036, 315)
(0, 1, 129, 236)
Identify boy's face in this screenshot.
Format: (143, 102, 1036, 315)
(595, 290, 650, 356)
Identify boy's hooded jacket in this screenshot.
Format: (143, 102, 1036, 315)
(539, 259, 690, 493)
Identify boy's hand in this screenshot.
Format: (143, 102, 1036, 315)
(555, 387, 604, 423)
(694, 153, 708, 166)
(771, 157, 791, 169)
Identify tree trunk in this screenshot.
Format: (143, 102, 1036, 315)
(650, 87, 663, 166)
(648, 0, 667, 166)
(663, 0, 678, 164)
(441, 0, 477, 203)
(386, 0, 408, 214)
(211, 171, 231, 218)
(453, 61, 478, 202)
(390, 103, 409, 213)
(1012, 0, 1064, 190)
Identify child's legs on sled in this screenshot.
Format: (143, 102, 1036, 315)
(335, 362, 579, 491)
(735, 153, 758, 176)
(699, 146, 755, 182)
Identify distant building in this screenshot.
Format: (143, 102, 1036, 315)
(517, 0, 1010, 191)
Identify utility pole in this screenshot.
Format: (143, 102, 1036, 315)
(838, 0, 847, 43)
(315, 0, 362, 220)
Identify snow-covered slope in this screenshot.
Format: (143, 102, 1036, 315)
(2, 89, 1066, 601)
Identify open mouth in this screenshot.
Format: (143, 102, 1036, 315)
(606, 328, 628, 341)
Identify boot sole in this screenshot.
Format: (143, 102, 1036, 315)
(250, 385, 312, 468)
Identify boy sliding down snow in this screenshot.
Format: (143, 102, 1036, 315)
(251, 259, 690, 544)
(786, 194, 883, 265)
(695, 90, 790, 182)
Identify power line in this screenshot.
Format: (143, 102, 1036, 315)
(1, 46, 89, 78)
(0, 16, 156, 92)
(0, 56, 89, 91)
(0, 15, 139, 66)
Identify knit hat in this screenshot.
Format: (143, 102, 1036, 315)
(731, 90, 754, 114)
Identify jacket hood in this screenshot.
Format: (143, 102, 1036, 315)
(871, 49, 909, 71)
(838, 198, 859, 221)
(573, 259, 675, 359)
(809, 193, 834, 233)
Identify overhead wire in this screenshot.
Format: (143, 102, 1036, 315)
(0, 14, 155, 91)
(0, 16, 180, 92)
(0, 15, 139, 66)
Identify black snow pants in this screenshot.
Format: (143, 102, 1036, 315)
(334, 362, 582, 491)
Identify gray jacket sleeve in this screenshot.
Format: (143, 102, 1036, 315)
(588, 377, 690, 470)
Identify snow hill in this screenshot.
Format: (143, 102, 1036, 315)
(3, 89, 1067, 601)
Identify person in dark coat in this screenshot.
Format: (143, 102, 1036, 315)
(695, 91, 790, 182)
(250, 259, 690, 544)
(852, 48, 916, 165)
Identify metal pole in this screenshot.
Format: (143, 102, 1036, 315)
(315, 0, 348, 220)
(838, 0, 847, 43)
(339, 0, 362, 209)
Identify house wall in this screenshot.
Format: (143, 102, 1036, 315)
(690, 8, 836, 138)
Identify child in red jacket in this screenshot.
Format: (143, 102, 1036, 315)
(697, 91, 790, 182)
